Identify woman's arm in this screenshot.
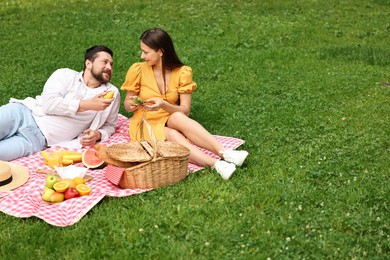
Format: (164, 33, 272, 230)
(144, 93, 192, 116)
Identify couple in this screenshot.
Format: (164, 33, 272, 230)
(0, 28, 248, 180)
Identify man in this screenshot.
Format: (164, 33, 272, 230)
(0, 45, 120, 161)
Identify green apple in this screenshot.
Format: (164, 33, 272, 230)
(50, 192, 65, 203)
(42, 188, 55, 202)
(45, 175, 58, 189)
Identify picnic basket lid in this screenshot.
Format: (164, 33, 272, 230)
(157, 141, 190, 158)
(106, 142, 152, 162)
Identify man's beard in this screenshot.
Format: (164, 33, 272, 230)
(91, 68, 111, 84)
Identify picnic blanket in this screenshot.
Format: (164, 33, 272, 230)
(0, 114, 244, 227)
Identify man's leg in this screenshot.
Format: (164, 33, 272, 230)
(0, 103, 46, 161)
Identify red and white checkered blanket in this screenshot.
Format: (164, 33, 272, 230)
(0, 114, 244, 227)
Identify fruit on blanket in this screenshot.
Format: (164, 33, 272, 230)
(61, 159, 74, 166)
(41, 150, 83, 167)
(41, 151, 50, 162)
(42, 188, 55, 202)
(53, 181, 69, 193)
(63, 154, 82, 163)
(46, 175, 58, 189)
(41, 175, 92, 203)
(46, 150, 63, 169)
(73, 177, 85, 185)
(64, 188, 80, 200)
(103, 90, 114, 99)
(76, 184, 91, 196)
(82, 148, 107, 169)
(43, 186, 52, 193)
(50, 192, 65, 203)
(61, 178, 77, 189)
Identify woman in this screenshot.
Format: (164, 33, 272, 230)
(121, 28, 248, 180)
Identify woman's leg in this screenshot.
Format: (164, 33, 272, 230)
(165, 127, 217, 167)
(166, 112, 249, 169)
(165, 127, 237, 180)
(166, 112, 224, 157)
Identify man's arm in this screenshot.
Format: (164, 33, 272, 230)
(40, 69, 81, 116)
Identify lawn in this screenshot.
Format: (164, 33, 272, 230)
(0, 0, 389, 259)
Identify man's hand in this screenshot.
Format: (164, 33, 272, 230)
(78, 92, 113, 112)
(78, 129, 101, 147)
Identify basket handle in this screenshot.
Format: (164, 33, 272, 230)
(140, 118, 158, 161)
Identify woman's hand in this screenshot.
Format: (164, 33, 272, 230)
(125, 96, 142, 112)
(143, 98, 164, 111)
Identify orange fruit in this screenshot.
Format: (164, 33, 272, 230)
(61, 178, 77, 189)
(53, 181, 69, 193)
(76, 184, 91, 196)
(73, 177, 85, 185)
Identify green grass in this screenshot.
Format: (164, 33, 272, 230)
(1, 0, 389, 258)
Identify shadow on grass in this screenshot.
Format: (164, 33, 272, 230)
(319, 46, 390, 66)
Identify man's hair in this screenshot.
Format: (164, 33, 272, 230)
(84, 45, 113, 69)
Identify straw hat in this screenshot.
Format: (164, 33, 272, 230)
(0, 161, 29, 192)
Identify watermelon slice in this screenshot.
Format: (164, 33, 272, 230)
(82, 148, 107, 169)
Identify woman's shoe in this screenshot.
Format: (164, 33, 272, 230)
(214, 160, 236, 180)
(222, 150, 248, 167)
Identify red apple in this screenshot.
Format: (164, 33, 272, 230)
(64, 188, 80, 200)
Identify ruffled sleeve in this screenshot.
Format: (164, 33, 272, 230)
(121, 62, 142, 92)
(178, 66, 197, 94)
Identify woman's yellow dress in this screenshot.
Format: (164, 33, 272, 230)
(121, 62, 197, 141)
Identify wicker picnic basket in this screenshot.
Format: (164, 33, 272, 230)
(104, 120, 190, 189)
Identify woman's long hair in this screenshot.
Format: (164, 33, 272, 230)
(140, 28, 184, 71)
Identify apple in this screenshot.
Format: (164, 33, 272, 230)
(42, 188, 55, 202)
(64, 188, 80, 200)
(45, 175, 58, 189)
(50, 192, 65, 203)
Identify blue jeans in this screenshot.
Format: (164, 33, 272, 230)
(0, 103, 47, 161)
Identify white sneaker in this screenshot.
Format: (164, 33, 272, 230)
(214, 160, 236, 180)
(222, 150, 249, 167)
